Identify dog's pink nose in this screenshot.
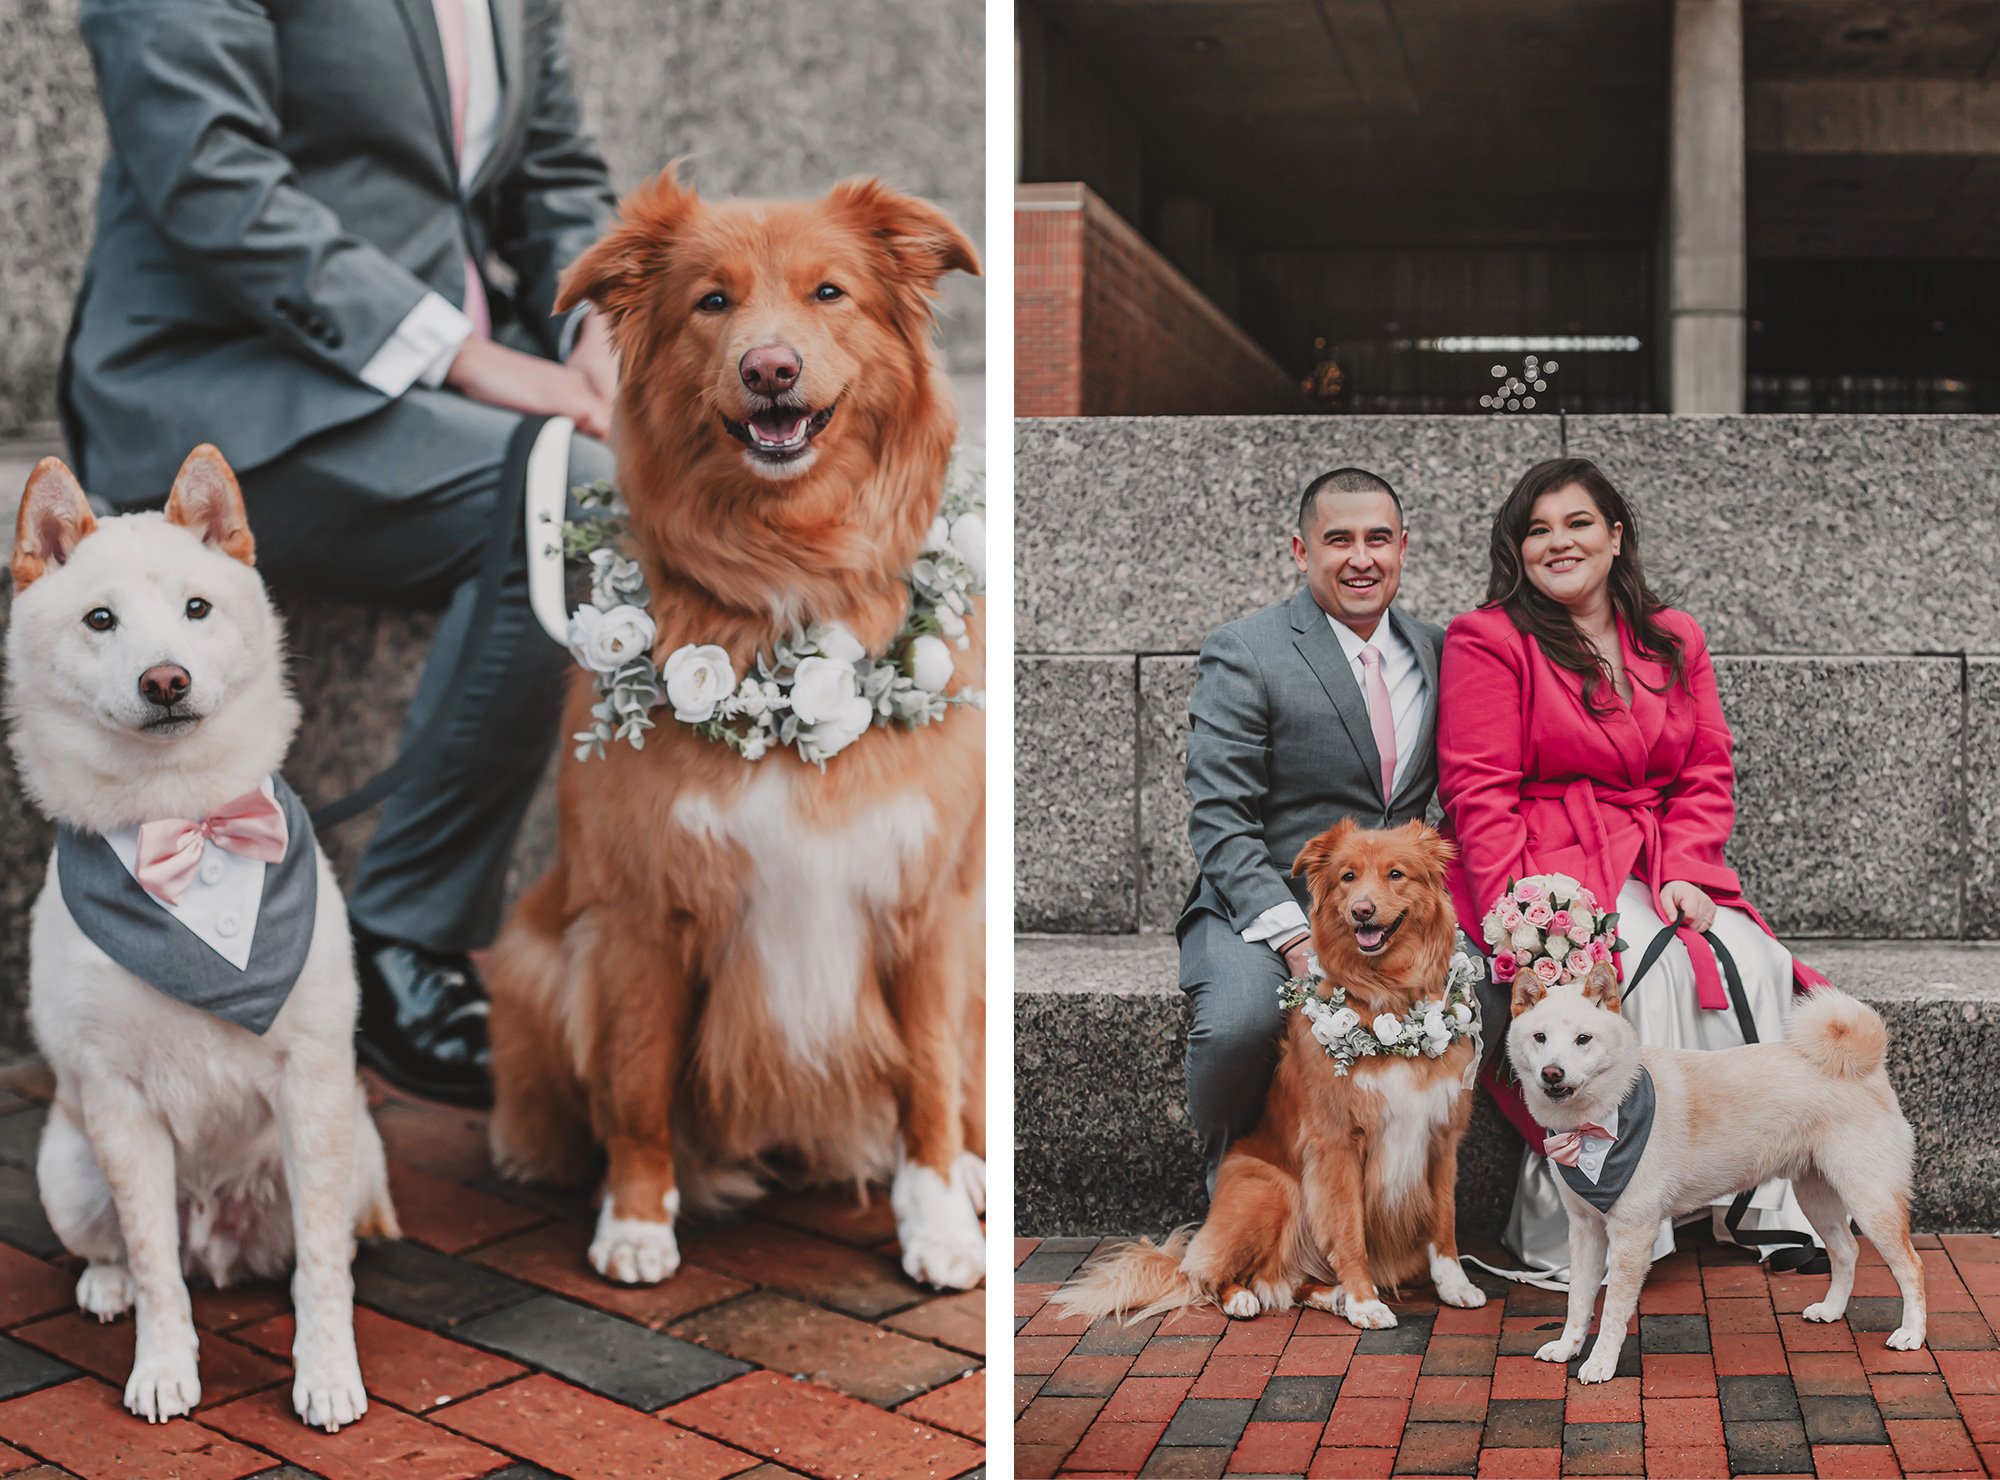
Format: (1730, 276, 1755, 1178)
(1350, 898, 1376, 923)
(139, 664, 191, 708)
(740, 344, 801, 395)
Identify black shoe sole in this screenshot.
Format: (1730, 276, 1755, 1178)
(356, 1032, 494, 1109)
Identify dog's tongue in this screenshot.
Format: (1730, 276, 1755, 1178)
(1355, 925, 1386, 951)
(749, 407, 811, 446)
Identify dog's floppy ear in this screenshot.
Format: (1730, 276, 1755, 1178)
(556, 163, 700, 322)
(1293, 817, 1357, 880)
(12, 457, 98, 591)
(1401, 821, 1457, 881)
(164, 445, 255, 566)
(828, 177, 982, 287)
(1581, 960, 1622, 1015)
(1509, 972, 1550, 1018)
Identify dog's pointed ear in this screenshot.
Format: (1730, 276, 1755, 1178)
(164, 445, 255, 566)
(1509, 973, 1550, 1018)
(1293, 817, 1357, 879)
(828, 177, 981, 287)
(12, 458, 98, 591)
(1582, 960, 1622, 1015)
(556, 163, 699, 322)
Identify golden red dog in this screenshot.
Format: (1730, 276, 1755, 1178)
(1058, 821, 1488, 1328)
(485, 168, 985, 1289)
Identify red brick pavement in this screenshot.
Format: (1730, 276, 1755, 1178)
(0, 1063, 983, 1479)
(1017, 1228, 2000, 1477)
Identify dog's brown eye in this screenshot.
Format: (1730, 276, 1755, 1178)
(696, 291, 728, 313)
(1341, 870, 1356, 882)
(84, 607, 116, 632)
(1576, 1034, 1592, 1045)
(1388, 868, 1404, 880)
(185, 597, 211, 620)
(1532, 1031, 1546, 1043)
(814, 283, 844, 302)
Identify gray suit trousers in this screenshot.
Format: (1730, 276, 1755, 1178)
(237, 388, 613, 953)
(1179, 909, 1290, 1194)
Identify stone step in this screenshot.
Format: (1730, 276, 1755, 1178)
(1015, 932, 2000, 1238)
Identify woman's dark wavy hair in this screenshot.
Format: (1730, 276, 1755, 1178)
(1483, 457, 1684, 713)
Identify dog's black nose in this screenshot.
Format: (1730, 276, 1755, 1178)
(1541, 1064, 1565, 1085)
(139, 664, 191, 708)
(740, 344, 801, 394)
(1350, 899, 1376, 923)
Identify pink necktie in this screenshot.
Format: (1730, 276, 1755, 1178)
(1544, 1124, 1615, 1167)
(134, 789, 290, 905)
(431, 0, 491, 338)
(1359, 644, 1397, 801)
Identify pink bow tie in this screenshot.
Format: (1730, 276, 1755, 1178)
(134, 788, 288, 904)
(1544, 1124, 1615, 1167)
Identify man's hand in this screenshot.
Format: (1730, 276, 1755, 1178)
(444, 337, 611, 440)
(567, 310, 620, 408)
(1280, 933, 1319, 981)
(1659, 880, 1716, 933)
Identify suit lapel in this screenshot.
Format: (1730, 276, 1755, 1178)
(468, 0, 525, 200)
(391, 0, 461, 183)
(1391, 608, 1438, 810)
(1290, 590, 1384, 804)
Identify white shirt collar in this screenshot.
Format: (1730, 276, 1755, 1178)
(1326, 608, 1409, 667)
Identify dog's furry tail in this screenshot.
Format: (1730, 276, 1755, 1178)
(1051, 1226, 1202, 1324)
(1790, 988, 1888, 1080)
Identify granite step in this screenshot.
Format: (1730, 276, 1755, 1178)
(1015, 932, 2000, 1238)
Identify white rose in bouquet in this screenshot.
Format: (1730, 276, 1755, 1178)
(569, 603, 656, 675)
(660, 644, 735, 723)
(1510, 924, 1542, 955)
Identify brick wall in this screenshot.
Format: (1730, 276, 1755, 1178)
(1014, 183, 1305, 417)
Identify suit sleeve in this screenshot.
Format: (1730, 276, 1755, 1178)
(1654, 621, 1743, 895)
(1185, 627, 1300, 932)
(493, 0, 619, 342)
(1437, 618, 1537, 924)
(79, 0, 439, 384)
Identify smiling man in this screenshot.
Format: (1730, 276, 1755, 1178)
(1178, 468, 1446, 1188)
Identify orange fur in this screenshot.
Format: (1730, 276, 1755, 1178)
(1059, 821, 1481, 1327)
(487, 169, 984, 1252)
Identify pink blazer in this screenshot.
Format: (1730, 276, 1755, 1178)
(1438, 603, 1824, 1014)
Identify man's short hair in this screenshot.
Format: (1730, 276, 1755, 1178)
(1298, 467, 1403, 533)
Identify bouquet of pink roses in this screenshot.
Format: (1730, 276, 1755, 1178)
(1481, 873, 1629, 991)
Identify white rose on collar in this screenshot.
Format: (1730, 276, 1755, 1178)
(808, 622, 866, 665)
(1310, 1013, 1346, 1049)
(908, 634, 955, 693)
(660, 644, 735, 722)
(949, 511, 986, 581)
(1424, 1008, 1451, 1043)
(569, 603, 656, 675)
(801, 692, 875, 761)
(1373, 1012, 1404, 1045)
(1327, 1006, 1361, 1037)
(790, 656, 863, 725)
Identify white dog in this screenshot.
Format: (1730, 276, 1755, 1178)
(1507, 961, 1925, 1384)
(6, 448, 396, 1430)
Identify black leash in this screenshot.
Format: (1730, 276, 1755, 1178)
(306, 414, 545, 830)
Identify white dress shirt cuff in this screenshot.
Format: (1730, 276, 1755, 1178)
(557, 304, 592, 362)
(359, 292, 475, 396)
(1243, 900, 1310, 950)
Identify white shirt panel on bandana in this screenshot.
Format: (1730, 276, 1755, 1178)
(100, 780, 275, 971)
(1570, 1105, 1622, 1186)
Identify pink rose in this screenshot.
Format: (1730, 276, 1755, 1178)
(1514, 879, 1547, 904)
(1524, 901, 1554, 928)
(1568, 922, 1593, 946)
(1589, 939, 1611, 963)
(1492, 952, 1519, 983)
(1549, 910, 1573, 935)
(1567, 949, 1593, 979)
(1531, 955, 1562, 986)
(1500, 903, 1525, 931)
(1575, 887, 1599, 912)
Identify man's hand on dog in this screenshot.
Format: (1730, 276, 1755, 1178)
(446, 338, 612, 440)
(1281, 933, 1318, 981)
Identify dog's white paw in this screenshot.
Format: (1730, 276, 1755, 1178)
(892, 1160, 985, 1291)
(1801, 1300, 1845, 1324)
(1303, 1285, 1345, 1314)
(589, 1195, 682, 1286)
(1222, 1289, 1261, 1320)
(1576, 1348, 1621, 1385)
(955, 1152, 987, 1216)
(1428, 1246, 1487, 1309)
(1535, 1334, 1584, 1364)
(293, 1349, 368, 1432)
(1887, 1324, 1927, 1351)
(1343, 1297, 1397, 1331)
(77, 1263, 135, 1322)
(125, 1344, 200, 1423)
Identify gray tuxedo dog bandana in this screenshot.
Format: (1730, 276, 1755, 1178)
(55, 776, 319, 1035)
(1550, 1068, 1657, 1213)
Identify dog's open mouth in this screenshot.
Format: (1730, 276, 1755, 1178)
(1351, 910, 1408, 957)
(721, 400, 838, 463)
(137, 708, 200, 737)
(1541, 1083, 1576, 1102)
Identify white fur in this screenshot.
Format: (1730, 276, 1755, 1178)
(1508, 983, 1925, 1381)
(891, 1152, 983, 1291)
(590, 1189, 682, 1285)
(674, 768, 935, 1068)
(7, 497, 395, 1430)
(1356, 1061, 1460, 1208)
(1429, 1241, 1488, 1309)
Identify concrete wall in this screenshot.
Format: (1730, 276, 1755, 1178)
(0, 0, 983, 437)
(1016, 414, 2000, 940)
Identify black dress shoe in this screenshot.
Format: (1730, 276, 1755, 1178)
(1764, 1245, 1832, 1276)
(351, 921, 493, 1107)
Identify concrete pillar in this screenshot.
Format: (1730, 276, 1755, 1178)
(1667, 0, 1745, 413)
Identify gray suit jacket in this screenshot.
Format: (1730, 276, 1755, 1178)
(1181, 588, 1445, 938)
(62, 0, 618, 499)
